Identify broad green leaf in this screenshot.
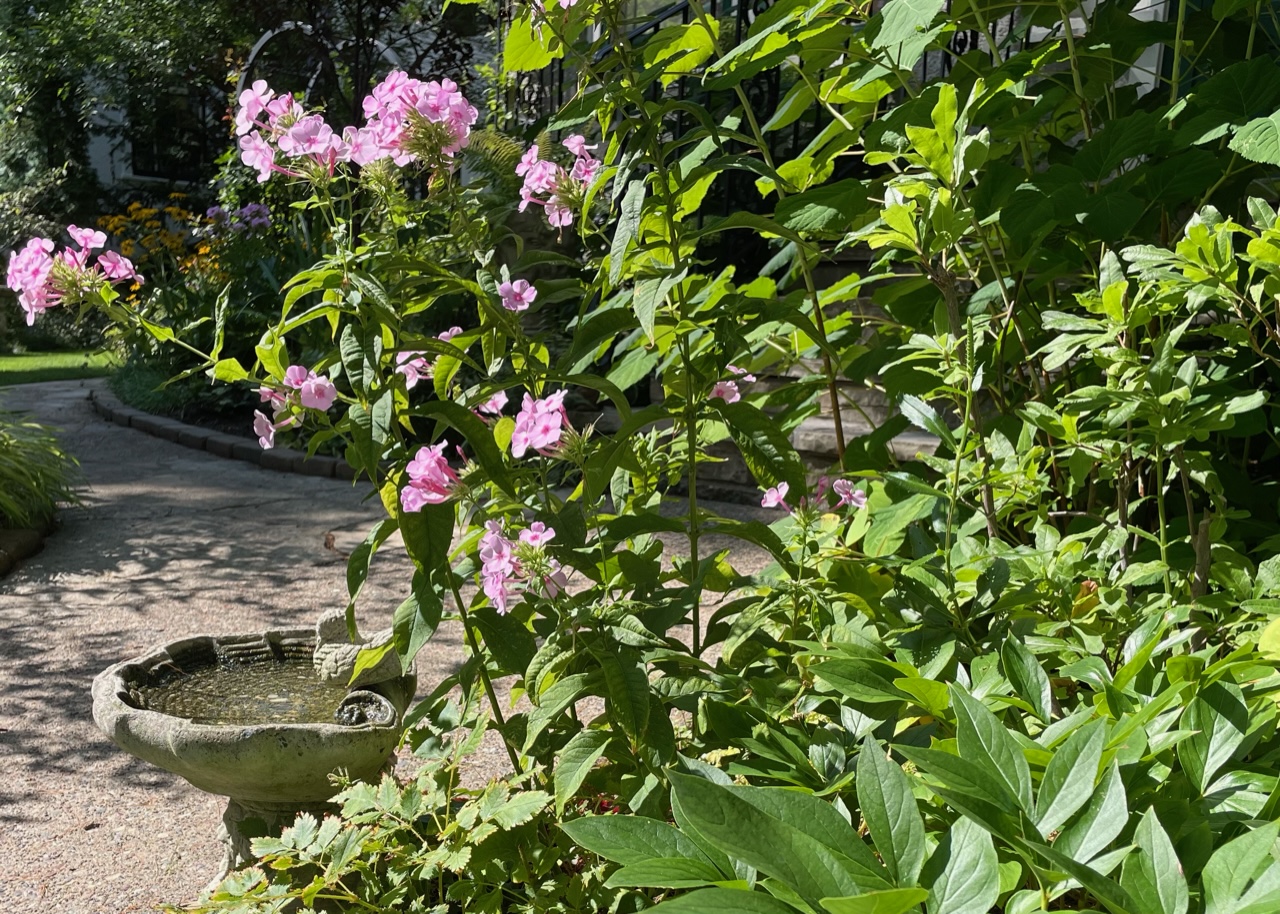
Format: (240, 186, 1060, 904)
(1000, 635, 1053, 723)
(921, 816, 999, 914)
(857, 737, 926, 886)
(1203, 821, 1280, 914)
(1036, 718, 1106, 837)
(670, 774, 869, 905)
(398, 501, 455, 575)
(391, 569, 443, 668)
(951, 687, 1033, 811)
(596, 647, 650, 742)
(821, 888, 929, 914)
(606, 858, 727, 889)
(561, 814, 714, 866)
(1230, 112, 1280, 166)
(554, 729, 611, 816)
(504, 12, 560, 72)
(899, 395, 957, 449)
(490, 790, 550, 828)
(523, 672, 594, 752)
(649, 888, 799, 914)
(1053, 761, 1127, 864)
(896, 745, 1017, 811)
(712, 399, 807, 495)
(1179, 680, 1249, 794)
(813, 660, 910, 705)
(1120, 810, 1187, 914)
(872, 0, 945, 69)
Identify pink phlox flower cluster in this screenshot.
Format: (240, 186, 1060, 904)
(499, 278, 537, 312)
(531, 0, 580, 15)
(400, 442, 461, 512)
(761, 481, 790, 509)
(516, 135, 599, 228)
(511, 390, 569, 459)
(479, 520, 567, 614)
(235, 74, 477, 183)
(281, 364, 338, 411)
(833, 479, 867, 510)
(6, 230, 141, 326)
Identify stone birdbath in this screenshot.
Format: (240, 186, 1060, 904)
(91, 612, 415, 887)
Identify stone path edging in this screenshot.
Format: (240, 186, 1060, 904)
(0, 526, 49, 578)
(87, 388, 357, 480)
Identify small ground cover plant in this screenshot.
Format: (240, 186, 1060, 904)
(11, 0, 1280, 911)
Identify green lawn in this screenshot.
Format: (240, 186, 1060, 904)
(0, 351, 117, 386)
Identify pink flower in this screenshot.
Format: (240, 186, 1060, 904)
(516, 145, 540, 177)
(396, 351, 431, 389)
(236, 79, 274, 135)
(728, 364, 756, 382)
(278, 114, 334, 158)
(439, 326, 463, 342)
(761, 482, 790, 509)
(343, 125, 383, 166)
(299, 374, 338, 410)
(570, 154, 601, 184)
(283, 365, 311, 389)
(258, 386, 288, 412)
(239, 132, 276, 183)
(563, 135, 596, 158)
(511, 391, 569, 458)
(253, 410, 276, 450)
(68, 225, 106, 252)
(546, 196, 574, 227)
(833, 479, 867, 510)
(96, 251, 140, 283)
(544, 558, 569, 597)
(499, 278, 537, 312)
(6, 238, 56, 325)
(400, 442, 460, 510)
(519, 522, 555, 547)
(711, 380, 740, 404)
(264, 94, 302, 128)
(477, 390, 508, 416)
(480, 520, 519, 614)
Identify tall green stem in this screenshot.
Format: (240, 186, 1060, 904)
(449, 575, 524, 776)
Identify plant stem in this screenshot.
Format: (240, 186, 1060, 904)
(1168, 0, 1191, 106)
(448, 574, 524, 776)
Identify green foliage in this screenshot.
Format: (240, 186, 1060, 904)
(0, 412, 80, 528)
(48, 0, 1280, 909)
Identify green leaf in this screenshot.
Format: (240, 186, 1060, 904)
(899, 395, 957, 449)
(712, 399, 807, 495)
(1000, 635, 1053, 724)
(813, 660, 910, 705)
(398, 501, 455, 575)
(1120, 810, 1188, 914)
(896, 746, 1017, 812)
(490, 790, 551, 828)
(470, 606, 537, 676)
(596, 647, 650, 742)
(820, 888, 929, 914)
(391, 569, 443, 668)
(872, 0, 945, 69)
(346, 518, 397, 603)
(523, 672, 594, 752)
(504, 11, 560, 72)
(669, 774, 869, 905)
(1203, 821, 1280, 914)
(1179, 680, 1249, 794)
(609, 179, 647, 285)
(1053, 761, 1128, 864)
(951, 686, 1033, 812)
(1035, 718, 1105, 838)
(561, 814, 714, 866)
(1230, 112, 1280, 166)
(555, 729, 612, 816)
(856, 737, 926, 886)
(775, 180, 869, 235)
(648, 888, 800, 914)
(920, 816, 999, 914)
(606, 858, 727, 889)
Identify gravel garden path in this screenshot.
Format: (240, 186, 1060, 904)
(0, 379, 771, 913)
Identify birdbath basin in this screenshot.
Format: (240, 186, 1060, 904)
(91, 628, 415, 886)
